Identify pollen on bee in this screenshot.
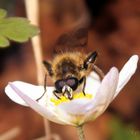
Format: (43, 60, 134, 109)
(50, 92, 93, 106)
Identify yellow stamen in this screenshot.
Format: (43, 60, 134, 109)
(50, 92, 93, 106)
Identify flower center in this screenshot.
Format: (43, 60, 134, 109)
(50, 92, 93, 106)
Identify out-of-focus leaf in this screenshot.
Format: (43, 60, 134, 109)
(0, 35, 9, 47)
(0, 9, 7, 19)
(0, 9, 40, 48)
(0, 17, 39, 42)
(110, 118, 140, 140)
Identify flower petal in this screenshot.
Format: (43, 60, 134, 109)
(114, 55, 139, 98)
(84, 67, 119, 121)
(54, 68, 118, 124)
(59, 67, 119, 124)
(5, 81, 44, 106)
(7, 83, 71, 125)
(54, 72, 101, 115)
(42, 71, 102, 126)
(96, 67, 119, 104)
(85, 71, 101, 95)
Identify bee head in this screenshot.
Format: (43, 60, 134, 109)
(43, 59, 79, 99)
(55, 77, 79, 92)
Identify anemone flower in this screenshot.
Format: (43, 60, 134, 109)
(5, 55, 138, 138)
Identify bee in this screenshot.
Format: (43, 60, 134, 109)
(41, 51, 103, 100)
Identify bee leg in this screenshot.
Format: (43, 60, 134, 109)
(82, 76, 86, 96)
(53, 90, 61, 99)
(93, 65, 104, 80)
(36, 74, 47, 101)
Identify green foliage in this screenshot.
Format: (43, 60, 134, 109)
(0, 9, 7, 19)
(110, 118, 140, 140)
(0, 9, 40, 48)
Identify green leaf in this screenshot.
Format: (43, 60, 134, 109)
(0, 9, 7, 19)
(0, 9, 40, 48)
(110, 118, 140, 140)
(0, 35, 9, 47)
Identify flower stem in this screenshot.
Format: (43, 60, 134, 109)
(77, 125, 85, 140)
(24, 0, 52, 140)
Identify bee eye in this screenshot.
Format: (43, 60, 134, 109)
(66, 77, 79, 90)
(55, 80, 65, 92)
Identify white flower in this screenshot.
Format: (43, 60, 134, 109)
(5, 55, 139, 126)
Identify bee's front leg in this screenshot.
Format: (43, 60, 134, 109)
(53, 90, 61, 99)
(93, 65, 104, 80)
(36, 74, 47, 101)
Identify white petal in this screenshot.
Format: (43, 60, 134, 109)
(7, 83, 71, 125)
(55, 68, 118, 118)
(114, 55, 139, 98)
(95, 67, 119, 104)
(5, 82, 75, 125)
(56, 68, 119, 124)
(38, 71, 101, 125)
(55, 72, 101, 115)
(5, 81, 45, 106)
(57, 98, 94, 115)
(85, 71, 101, 95)
(84, 67, 119, 121)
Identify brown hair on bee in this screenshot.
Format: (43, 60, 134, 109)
(43, 51, 98, 100)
